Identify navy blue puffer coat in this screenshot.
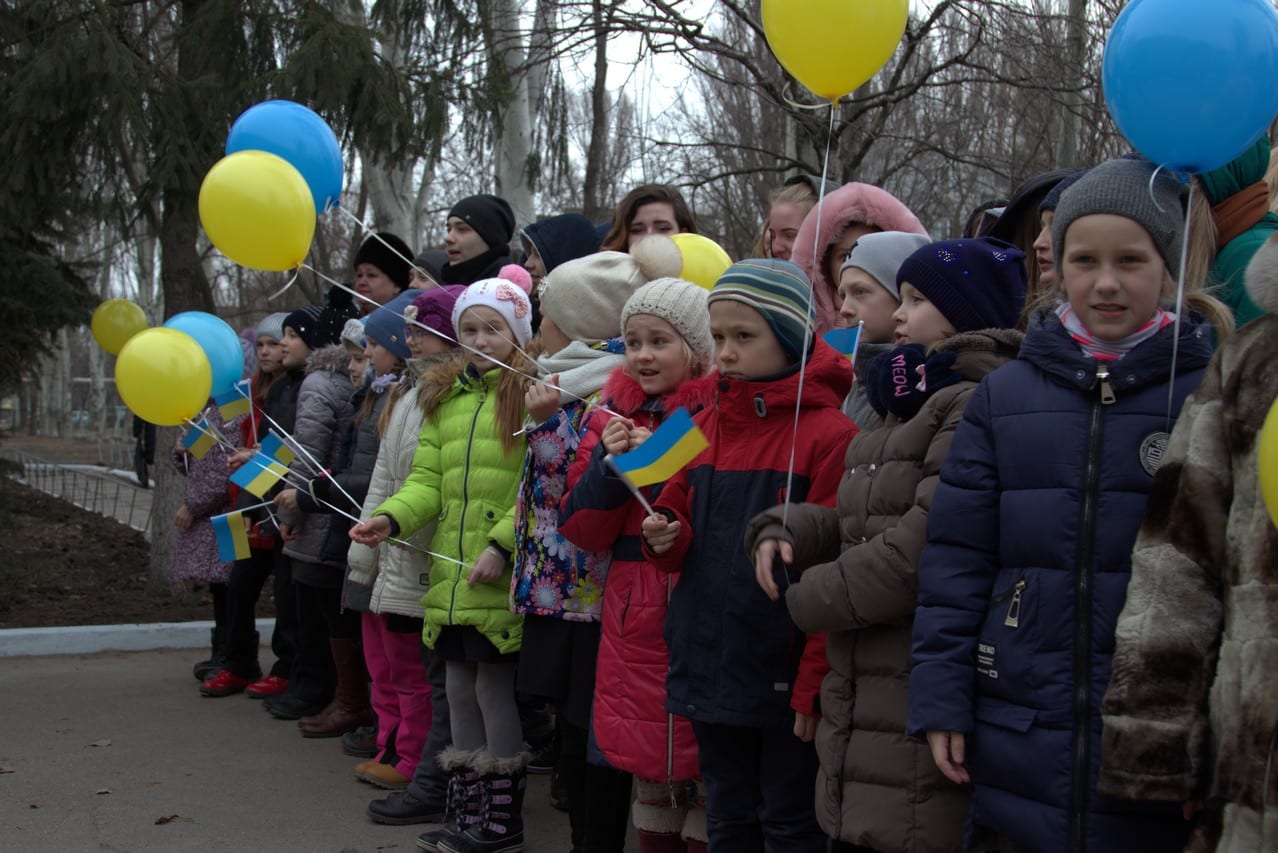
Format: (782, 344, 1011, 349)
(907, 309, 1214, 852)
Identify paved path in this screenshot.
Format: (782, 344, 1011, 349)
(0, 648, 595, 852)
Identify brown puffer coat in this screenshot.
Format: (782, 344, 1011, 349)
(745, 329, 1022, 852)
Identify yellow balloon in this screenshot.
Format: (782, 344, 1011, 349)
(761, 0, 909, 100)
(115, 328, 212, 426)
(1258, 397, 1278, 527)
(198, 150, 316, 271)
(90, 299, 148, 355)
(671, 233, 733, 290)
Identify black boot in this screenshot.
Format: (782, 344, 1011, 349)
(439, 753, 527, 853)
(192, 625, 226, 681)
(416, 747, 483, 852)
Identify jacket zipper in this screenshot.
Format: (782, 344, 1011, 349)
(1003, 580, 1026, 628)
(1071, 362, 1112, 850)
(449, 381, 487, 626)
(666, 570, 677, 802)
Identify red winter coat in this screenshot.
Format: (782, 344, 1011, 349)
(559, 368, 716, 782)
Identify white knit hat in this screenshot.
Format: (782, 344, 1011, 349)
(621, 278, 714, 373)
(539, 251, 651, 343)
(451, 277, 534, 348)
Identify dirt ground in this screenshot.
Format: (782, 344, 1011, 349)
(1, 434, 266, 629)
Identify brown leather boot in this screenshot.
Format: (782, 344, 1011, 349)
(298, 637, 373, 738)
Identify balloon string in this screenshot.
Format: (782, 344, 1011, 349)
(270, 267, 302, 300)
(779, 102, 838, 557)
(331, 205, 432, 281)
(1166, 178, 1193, 428)
(781, 93, 841, 112)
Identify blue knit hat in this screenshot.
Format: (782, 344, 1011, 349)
(708, 259, 814, 362)
(362, 289, 422, 360)
(897, 238, 1028, 333)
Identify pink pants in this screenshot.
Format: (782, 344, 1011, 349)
(362, 612, 433, 779)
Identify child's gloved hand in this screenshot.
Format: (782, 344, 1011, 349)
(864, 344, 962, 420)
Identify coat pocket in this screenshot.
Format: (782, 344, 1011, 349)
(975, 574, 1039, 700)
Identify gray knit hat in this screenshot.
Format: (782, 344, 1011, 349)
(256, 312, 288, 343)
(840, 231, 931, 300)
(621, 278, 714, 374)
(1052, 158, 1187, 279)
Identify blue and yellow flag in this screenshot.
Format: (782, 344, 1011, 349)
(228, 453, 289, 498)
(823, 323, 863, 361)
(211, 510, 251, 561)
(213, 381, 252, 420)
(179, 416, 217, 459)
(260, 431, 297, 467)
(608, 407, 708, 488)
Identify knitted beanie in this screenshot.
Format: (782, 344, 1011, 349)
(354, 232, 414, 290)
(449, 194, 516, 250)
(621, 278, 714, 374)
(452, 277, 534, 348)
(539, 251, 650, 343)
(896, 237, 1028, 333)
(406, 285, 467, 343)
(256, 312, 288, 342)
(708, 259, 813, 362)
(1052, 157, 1187, 278)
(363, 289, 423, 360)
(340, 318, 366, 352)
(283, 305, 324, 350)
(1038, 169, 1086, 215)
(840, 231, 932, 300)
(314, 285, 362, 349)
(413, 250, 448, 285)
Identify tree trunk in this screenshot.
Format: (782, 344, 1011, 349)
(582, 0, 611, 221)
(483, 0, 535, 234)
(1057, 0, 1088, 167)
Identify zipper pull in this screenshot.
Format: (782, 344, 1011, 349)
(1096, 363, 1116, 405)
(1004, 580, 1026, 628)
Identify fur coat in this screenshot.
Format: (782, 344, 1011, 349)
(1099, 236, 1278, 852)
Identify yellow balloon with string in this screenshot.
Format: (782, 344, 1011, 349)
(761, 0, 910, 101)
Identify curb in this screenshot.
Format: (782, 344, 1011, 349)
(0, 619, 276, 658)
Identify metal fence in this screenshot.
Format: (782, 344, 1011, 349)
(2, 449, 154, 539)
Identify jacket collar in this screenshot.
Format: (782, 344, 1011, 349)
(712, 339, 852, 424)
(601, 366, 718, 419)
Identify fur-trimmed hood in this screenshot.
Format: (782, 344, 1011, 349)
(304, 343, 352, 376)
(790, 183, 928, 335)
(600, 364, 719, 420)
(1244, 230, 1278, 314)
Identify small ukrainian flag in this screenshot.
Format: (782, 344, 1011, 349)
(260, 431, 297, 466)
(213, 382, 252, 420)
(608, 407, 708, 488)
(229, 453, 289, 498)
(180, 416, 217, 459)
(211, 510, 251, 561)
(823, 323, 863, 361)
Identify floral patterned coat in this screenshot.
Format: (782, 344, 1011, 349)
(168, 405, 234, 584)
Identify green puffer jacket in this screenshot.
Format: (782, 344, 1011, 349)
(374, 365, 525, 654)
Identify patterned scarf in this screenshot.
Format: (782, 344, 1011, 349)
(1055, 303, 1176, 362)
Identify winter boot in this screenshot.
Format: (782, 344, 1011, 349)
(438, 752, 527, 853)
(416, 747, 484, 852)
(635, 777, 690, 853)
(681, 783, 707, 853)
(298, 637, 374, 738)
(192, 626, 227, 681)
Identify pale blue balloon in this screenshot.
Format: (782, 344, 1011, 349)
(1103, 0, 1278, 174)
(226, 100, 343, 212)
(163, 312, 245, 398)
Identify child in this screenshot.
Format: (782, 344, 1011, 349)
(907, 157, 1233, 853)
(359, 285, 467, 826)
(835, 230, 931, 428)
(790, 183, 927, 335)
(1097, 233, 1278, 851)
(640, 259, 857, 851)
(350, 277, 535, 853)
(559, 277, 719, 853)
(509, 251, 647, 852)
(746, 237, 1029, 852)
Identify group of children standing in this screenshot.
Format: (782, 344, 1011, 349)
(165, 156, 1274, 853)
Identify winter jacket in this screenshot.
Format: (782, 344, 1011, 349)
(1199, 136, 1276, 326)
(1098, 315, 1278, 851)
(907, 309, 1215, 853)
(790, 183, 928, 335)
(521, 214, 602, 276)
(746, 330, 1022, 851)
(511, 340, 625, 621)
(279, 345, 354, 581)
(559, 367, 717, 782)
(646, 341, 856, 729)
(374, 362, 525, 654)
(168, 405, 234, 584)
(348, 355, 450, 618)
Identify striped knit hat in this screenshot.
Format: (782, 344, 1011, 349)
(708, 259, 813, 362)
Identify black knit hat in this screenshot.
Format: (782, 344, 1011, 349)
(448, 194, 516, 250)
(284, 285, 362, 351)
(354, 232, 414, 290)
(897, 238, 1028, 333)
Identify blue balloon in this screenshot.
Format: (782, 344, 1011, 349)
(1103, 0, 1278, 174)
(226, 100, 343, 212)
(163, 312, 245, 398)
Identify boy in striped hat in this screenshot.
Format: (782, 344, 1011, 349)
(640, 258, 856, 852)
